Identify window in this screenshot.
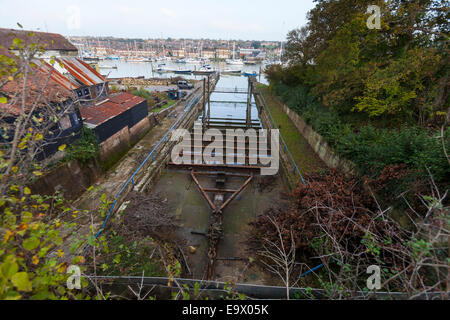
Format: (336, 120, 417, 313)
(70, 113, 80, 126)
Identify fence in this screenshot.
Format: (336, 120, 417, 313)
(83, 92, 203, 253)
(254, 86, 306, 185)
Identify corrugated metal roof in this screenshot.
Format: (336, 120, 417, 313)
(79, 92, 146, 127)
(57, 57, 105, 87)
(0, 67, 73, 116)
(38, 60, 80, 90)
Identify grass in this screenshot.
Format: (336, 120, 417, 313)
(258, 85, 326, 175)
(152, 99, 177, 114)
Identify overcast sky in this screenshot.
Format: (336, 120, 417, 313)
(0, 0, 315, 41)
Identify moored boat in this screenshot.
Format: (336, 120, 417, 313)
(222, 69, 242, 75)
(174, 69, 192, 75)
(244, 71, 258, 77)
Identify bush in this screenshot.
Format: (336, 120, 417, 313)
(270, 83, 450, 184)
(62, 128, 99, 164)
(131, 88, 153, 108)
(337, 125, 450, 182)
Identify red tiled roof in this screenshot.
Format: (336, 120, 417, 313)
(79, 92, 146, 126)
(0, 28, 77, 52)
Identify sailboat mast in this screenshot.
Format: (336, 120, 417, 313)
(233, 42, 236, 60)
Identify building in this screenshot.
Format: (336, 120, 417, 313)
(216, 48, 231, 59)
(0, 29, 151, 161)
(50, 57, 150, 160)
(0, 51, 83, 159)
(0, 28, 78, 58)
(202, 50, 215, 59)
(80, 92, 149, 145)
(240, 49, 266, 62)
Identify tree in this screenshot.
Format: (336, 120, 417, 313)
(0, 34, 79, 194)
(278, 0, 449, 124)
(0, 30, 89, 299)
(283, 27, 313, 66)
(257, 216, 296, 300)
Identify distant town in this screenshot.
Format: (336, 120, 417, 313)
(69, 36, 284, 62)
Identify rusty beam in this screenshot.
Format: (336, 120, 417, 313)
(168, 162, 265, 173)
(192, 172, 250, 178)
(203, 188, 238, 194)
(190, 171, 216, 211)
(218, 173, 253, 212)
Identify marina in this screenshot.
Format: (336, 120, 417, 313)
(98, 59, 267, 83)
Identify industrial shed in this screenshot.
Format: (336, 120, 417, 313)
(0, 56, 83, 159)
(80, 92, 148, 143)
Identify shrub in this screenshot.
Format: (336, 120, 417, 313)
(270, 83, 450, 184)
(131, 88, 153, 108)
(62, 128, 99, 164)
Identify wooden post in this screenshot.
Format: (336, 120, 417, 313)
(246, 77, 252, 128)
(207, 76, 211, 128)
(259, 65, 262, 82)
(202, 77, 206, 132)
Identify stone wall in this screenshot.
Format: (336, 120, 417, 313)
(278, 101, 355, 175)
(32, 159, 102, 201)
(129, 117, 151, 145)
(99, 126, 131, 162)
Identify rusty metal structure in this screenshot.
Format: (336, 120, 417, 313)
(169, 76, 270, 279)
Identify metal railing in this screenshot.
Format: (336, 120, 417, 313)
(255, 87, 306, 185)
(83, 93, 202, 253)
(213, 87, 248, 93)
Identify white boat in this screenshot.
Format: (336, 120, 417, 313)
(193, 65, 216, 75)
(226, 59, 244, 65)
(186, 58, 202, 64)
(222, 69, 242, 75)
(155, 67, 174, 73)
(226, 42, 244, 65)
(127, 56, 148, 63)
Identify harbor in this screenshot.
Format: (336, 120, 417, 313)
(97, 59, 270, 83)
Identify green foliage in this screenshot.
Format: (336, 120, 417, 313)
(278, 0, 448, 125)
(131, 88, 153, 103)
(335, 125, 450, 181)
(131, 88, 155, 112)
(89, 231, 165, 278)
(270, 84, 450, 183)
(354, 47, 442, 118)
(361, 233, 381, 257)
(0, 188, 87, 299)
(0, 33, 91, 300)
(61, 128, 99, 164)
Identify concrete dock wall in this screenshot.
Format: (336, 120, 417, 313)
(276, 98, 355, 175)
(31, 159, 103, 201)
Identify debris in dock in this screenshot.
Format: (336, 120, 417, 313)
(123, 191, 175, 239)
